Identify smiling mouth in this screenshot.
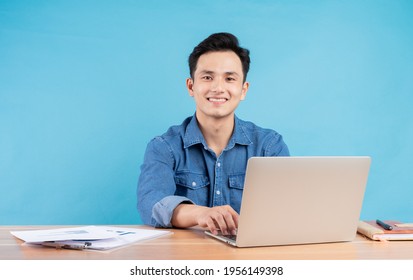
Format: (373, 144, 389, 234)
(208, 97, 228, 103)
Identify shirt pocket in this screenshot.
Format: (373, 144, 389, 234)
(228, 173, 245, 213)
(174, 172, 210, 206)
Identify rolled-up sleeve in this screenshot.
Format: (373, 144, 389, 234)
(137, 137, 192, 227)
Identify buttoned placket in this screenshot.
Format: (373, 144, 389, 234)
(212, 155, 223, 206)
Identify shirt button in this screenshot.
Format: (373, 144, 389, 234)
(216, 190, 221, 195)
(217, 162, 221, 167)
(192, 182, 197, 187)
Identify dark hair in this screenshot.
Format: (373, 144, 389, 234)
(188, 32, 250, 82)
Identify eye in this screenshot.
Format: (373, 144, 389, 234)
(202, 75, 212, 81)
(226, 76, 236, 82)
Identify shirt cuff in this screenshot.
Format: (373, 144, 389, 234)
(152, 196, 193, 227)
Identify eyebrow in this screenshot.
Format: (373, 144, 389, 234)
(198, 70, 240, 76)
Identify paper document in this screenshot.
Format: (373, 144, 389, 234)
(77, 226, 172, 250)
(11, 226, 172, 251)
(10, 226, 118, 243)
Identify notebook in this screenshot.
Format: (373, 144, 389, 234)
(205, 156, 371, 247)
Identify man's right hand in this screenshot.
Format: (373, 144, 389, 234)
(171, 204, 239, 236)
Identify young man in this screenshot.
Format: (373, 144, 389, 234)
(137, 32, 289, 235)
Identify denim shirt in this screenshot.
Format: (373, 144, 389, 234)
(137, 115, 289, 227)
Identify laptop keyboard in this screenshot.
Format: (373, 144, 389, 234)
(222, 234, 237, 241)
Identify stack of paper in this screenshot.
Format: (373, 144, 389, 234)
(10, 226, 171, 251)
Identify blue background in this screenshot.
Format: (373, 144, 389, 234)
(1, 0, 412, 225)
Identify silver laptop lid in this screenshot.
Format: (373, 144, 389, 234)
(235, 156, 371, 247)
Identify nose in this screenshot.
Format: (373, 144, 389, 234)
(211, 77, 225, 93)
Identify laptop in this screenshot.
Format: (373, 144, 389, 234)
(205, 156, 371, 247)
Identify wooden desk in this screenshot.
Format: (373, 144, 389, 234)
(1, 225, 413, 260)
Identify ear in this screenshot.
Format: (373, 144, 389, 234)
(186, 78, 194, 97)
(240, 81, 249, 101)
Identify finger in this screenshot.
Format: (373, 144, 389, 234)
(222, 206, 239, 235)
(205, 218, 219, 235)
(222, 212, 237, 234)
(212, 212, 229, 235)
(222, 211, 239, 235)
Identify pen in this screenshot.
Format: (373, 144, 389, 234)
(376, 219, 393, 230)
(41, 241, 92, 250)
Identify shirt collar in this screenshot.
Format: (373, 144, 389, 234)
(183, 114, 253, 150)
(183, 115, 205, 149)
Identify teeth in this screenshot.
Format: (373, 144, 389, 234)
(209, 98, 226, 102)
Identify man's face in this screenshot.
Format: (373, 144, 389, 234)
(186, 51, 249, 123)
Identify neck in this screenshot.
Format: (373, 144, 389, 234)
(196, 113, 235, 157)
